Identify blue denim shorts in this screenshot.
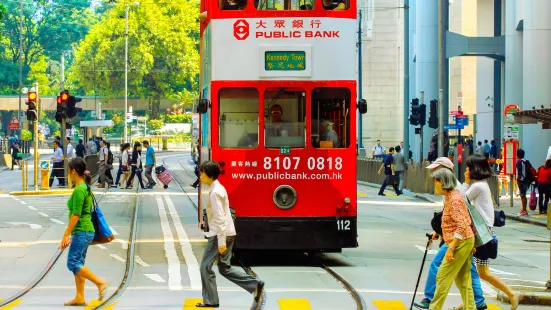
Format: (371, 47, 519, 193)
(67, 231, 95, 275)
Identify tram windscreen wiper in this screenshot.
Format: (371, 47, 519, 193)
(265, 88, 285, 117)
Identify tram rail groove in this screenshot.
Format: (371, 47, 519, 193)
(0, 189, 116, 308)
(174, 154, 366, 310)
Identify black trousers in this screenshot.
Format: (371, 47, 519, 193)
(126, 165, 144, 188)
(379, 174, 399, 194)
(538, 183, 550, 212)
(49, 162, 65, 187)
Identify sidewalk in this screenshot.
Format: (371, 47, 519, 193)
(359, 181, 550, 228)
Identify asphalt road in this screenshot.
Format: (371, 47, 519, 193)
(0, 151, 549, 309)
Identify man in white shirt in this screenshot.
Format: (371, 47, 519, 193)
(197, 161, 265, 308)
(65, 137, 74, 159)
(546, 145, 551, 161)
(372, 140, 385, 159)
(97, 140, 113, 188)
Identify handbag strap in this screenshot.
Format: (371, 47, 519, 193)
(484, 180, 499, 209)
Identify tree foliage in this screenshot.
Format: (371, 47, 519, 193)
(70, 0, 200, 119)
(0, 1, 98, 95)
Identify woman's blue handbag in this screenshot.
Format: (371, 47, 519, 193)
(466, 198, 493, 248)
(90, 193, 114, 245)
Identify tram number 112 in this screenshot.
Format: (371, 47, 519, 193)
(337, 220, 351, 231)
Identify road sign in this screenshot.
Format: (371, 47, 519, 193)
(444, 124, 464, 130)
(450, 111, 463, 116)
(40, 160, 50, 171)
(8, 115, 19, 130)
(504, 104, 520, 123)
(503, 124, 519, 140)
(456, 116, 469, 126)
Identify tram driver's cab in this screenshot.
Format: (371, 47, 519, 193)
(264, 88, 306, 148)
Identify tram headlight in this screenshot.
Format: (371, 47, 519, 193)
(344, 197, 351, 204)
(273, 185, 297, 209)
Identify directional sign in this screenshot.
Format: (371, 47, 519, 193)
(40, 160, 50, 171)
(444, 124, 464, 130)
(456, 116, 469, 126)
(450, 111, 464, 116)
(8, 115, 19, 130)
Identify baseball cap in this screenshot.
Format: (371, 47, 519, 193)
(426, 157, 454, 170)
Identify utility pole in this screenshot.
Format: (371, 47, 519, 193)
(18, 0, 23, 138)
(124, 4, 129, 144)
(403, 0, 410, 161)
(420, 91, 424, 163)
(34, 82, 39, 191)
(357, 10, 363, 150)
(438, 89, 444, 157)
(61, 54, 67, 187)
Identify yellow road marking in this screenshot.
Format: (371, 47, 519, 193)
(183, 298, 212, 309)
(0, 299, 22, 310)
(84, 300, 118, 309)
(357, 192, 368, 197)
(278, 298, 312, 310)
(487, 304, 502, 310)
(373, 300, 408, 310)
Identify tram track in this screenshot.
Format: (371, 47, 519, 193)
(173, 154, 367, 310)
(0, 186, 141, 310)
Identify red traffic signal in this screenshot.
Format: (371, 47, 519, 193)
(61, 90, 69, 101)
(28, 91, 37, 101)
(57, 96, 62, 104)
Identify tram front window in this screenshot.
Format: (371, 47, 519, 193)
(219, 0, 247, 9)
(219, 88, 259, 148)
(311, 87, 351, 148)
(264, 88, 306, 148)
(256, 0, 314, 10)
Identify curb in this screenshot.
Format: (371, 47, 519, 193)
(10, 190, 73, 196)
(498, 291, 551, 306)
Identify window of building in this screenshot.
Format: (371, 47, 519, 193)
(311, 88, 351, 148)
(219, 0, 247, 10)
(321, 0, 348, 10)
(219, 88, 259, 148)
(256, 0, 314, 10)
(264, 88, 306, 148)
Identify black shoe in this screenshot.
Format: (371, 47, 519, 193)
(196, 303, 219, 308)
(191, 184, 198, 188)
(254, 280, 265, 302)
(476, 304, 488, 310)
(378, 193, 386, 196)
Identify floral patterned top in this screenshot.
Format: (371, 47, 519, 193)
(442, 189, 474, 244)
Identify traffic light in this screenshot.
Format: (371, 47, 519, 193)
(429, 99, 438, 129)
(25, 91, 37, 121)
(67, 95, 82, 118)
(420, 103, 426, 127)
(409, 98, 420, 126)
(55, 91, 69, 123)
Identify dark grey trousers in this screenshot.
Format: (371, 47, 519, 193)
(200, 236, 259, 305)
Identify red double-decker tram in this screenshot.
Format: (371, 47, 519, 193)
(197, 0, 367, 251)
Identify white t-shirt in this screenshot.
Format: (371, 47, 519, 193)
(373, 145, 385, 156)
(66, 144, 74, 159)
(462, 181, 495, 228)
(99, 146, 108, 162)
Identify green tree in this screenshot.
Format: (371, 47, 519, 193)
(0, 4, 6, 21)
(70, 0, 200, 119)
(0, 1, 98, 94)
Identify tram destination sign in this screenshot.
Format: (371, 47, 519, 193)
(265, 51, 306, 71)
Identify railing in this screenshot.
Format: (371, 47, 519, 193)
(356, 158, 500, 203)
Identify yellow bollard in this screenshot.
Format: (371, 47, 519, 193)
(40, 160, 51, 190)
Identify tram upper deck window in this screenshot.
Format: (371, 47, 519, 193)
(256, 0, 314, 10)
(311, 88, 351, 148)
(219, 88, 259, 149)
(219, 0, 247, 10)
(264, 88, 306, 148)
(322, 0, 347, 10)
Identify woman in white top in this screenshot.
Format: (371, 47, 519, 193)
(463, 155, 520, 309)
(120, 143, 131, 187)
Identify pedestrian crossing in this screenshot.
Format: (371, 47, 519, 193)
(0, 298, 504, 309)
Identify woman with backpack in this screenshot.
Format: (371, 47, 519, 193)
(537, 159, 551, 214)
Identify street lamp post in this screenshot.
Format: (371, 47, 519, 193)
(124, 2, 140, 143)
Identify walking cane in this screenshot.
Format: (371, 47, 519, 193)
(410, 233, 433, 310)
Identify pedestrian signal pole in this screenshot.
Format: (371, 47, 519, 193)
(34, 83, 39, 191)
(419, 91, 424, 163)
